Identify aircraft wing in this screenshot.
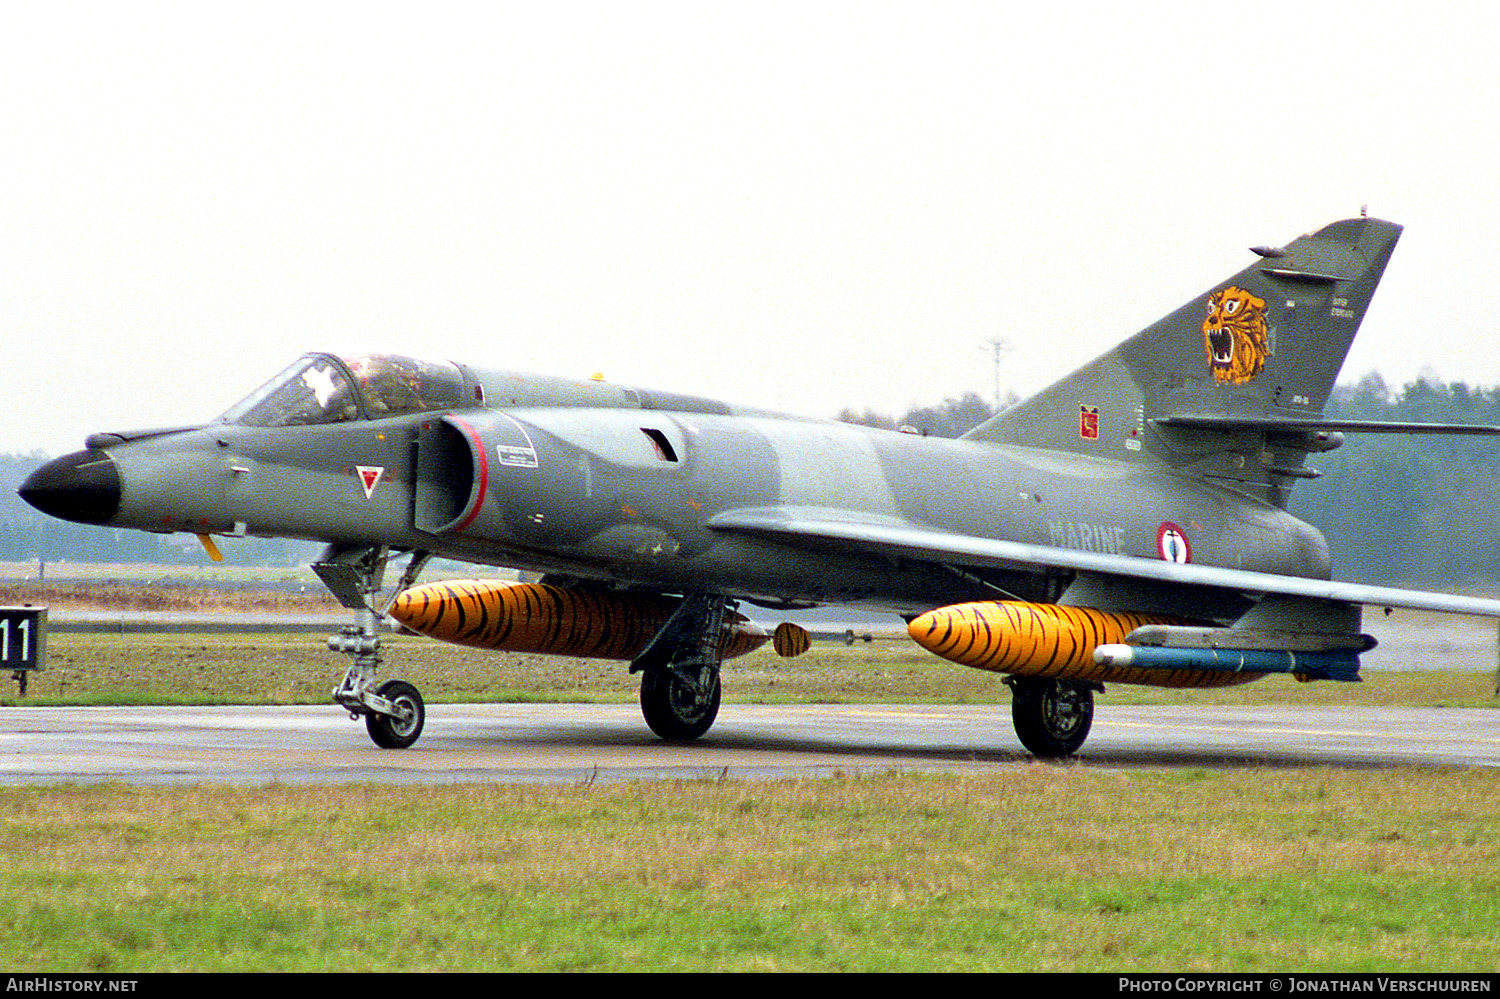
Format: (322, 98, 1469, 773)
(708, 507, 1500, 618)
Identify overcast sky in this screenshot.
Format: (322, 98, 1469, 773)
(4, 2, 1498, 455)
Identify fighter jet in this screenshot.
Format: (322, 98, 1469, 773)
(21, 216, 1500, 755)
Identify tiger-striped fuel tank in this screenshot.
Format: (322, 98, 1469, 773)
(387, 579, 768, 660)
(907, 601, 1264, 689)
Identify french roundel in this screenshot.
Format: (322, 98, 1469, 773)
(1157, 522, 1191, 563)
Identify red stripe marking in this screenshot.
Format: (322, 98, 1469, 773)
(448, 417, 489, 533)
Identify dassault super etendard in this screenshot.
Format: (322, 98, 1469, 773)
(22, 216, 1500, 755)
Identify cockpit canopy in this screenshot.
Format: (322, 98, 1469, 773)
(220, 353, 474, 427)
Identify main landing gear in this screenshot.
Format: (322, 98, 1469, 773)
(1004, 676, 1101, 757)
(631, 593, 730, 740)
(317, 545, 431, 749)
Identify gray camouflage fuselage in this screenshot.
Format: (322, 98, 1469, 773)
(93, 370, 1326, 620)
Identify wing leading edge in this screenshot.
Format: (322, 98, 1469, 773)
(708, 507, 1500, 618)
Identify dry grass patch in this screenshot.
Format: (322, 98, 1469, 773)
(0, 580, 343, 615)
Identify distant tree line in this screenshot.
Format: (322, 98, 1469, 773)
(1288, 374, 1500, 587)
(837, 391, 1001, 438)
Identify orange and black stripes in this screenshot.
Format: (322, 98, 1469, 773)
(907, 601, 1261, 689)
(388, 580, 767, 661)
(772, 622, 812, 658)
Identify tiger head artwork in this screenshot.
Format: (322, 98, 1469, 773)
(1202, 286, 1269, 384)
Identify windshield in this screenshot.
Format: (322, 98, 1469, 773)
(220, 355, 361, 427)
(220, 353, 471, 427)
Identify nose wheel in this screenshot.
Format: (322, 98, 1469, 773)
(318, 545, 432, 749)
(364, 679, 426, 749)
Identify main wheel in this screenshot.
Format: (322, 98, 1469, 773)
(1009, 677, 1094, 757)
(640, 666, 720, 740)
(366, 679, 426, 749)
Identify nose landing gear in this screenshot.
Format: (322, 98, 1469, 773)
(318, 545, 432, 749)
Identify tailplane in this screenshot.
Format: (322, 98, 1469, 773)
(964, 217, 1404, 506)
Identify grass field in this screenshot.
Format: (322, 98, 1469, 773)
(3, 579, 1499, 971)
(2, 770, 1498, 972)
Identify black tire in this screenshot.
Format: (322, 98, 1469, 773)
(1010, 677, 1093, 757)
(366, 679, 425, 749)
(640, 667, 720, 740)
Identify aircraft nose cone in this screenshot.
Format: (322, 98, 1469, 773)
(18, 449, 121, 525)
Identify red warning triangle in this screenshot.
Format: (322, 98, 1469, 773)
(357, 466, 385, 498)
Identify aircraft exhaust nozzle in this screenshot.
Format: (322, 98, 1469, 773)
(907, 601, 1264, 689)
(387, 579, 768, 661)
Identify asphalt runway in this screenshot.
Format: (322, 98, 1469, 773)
(3, 701, 1498, 785)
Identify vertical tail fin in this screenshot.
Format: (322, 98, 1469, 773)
(964, 217, 1403, 506)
